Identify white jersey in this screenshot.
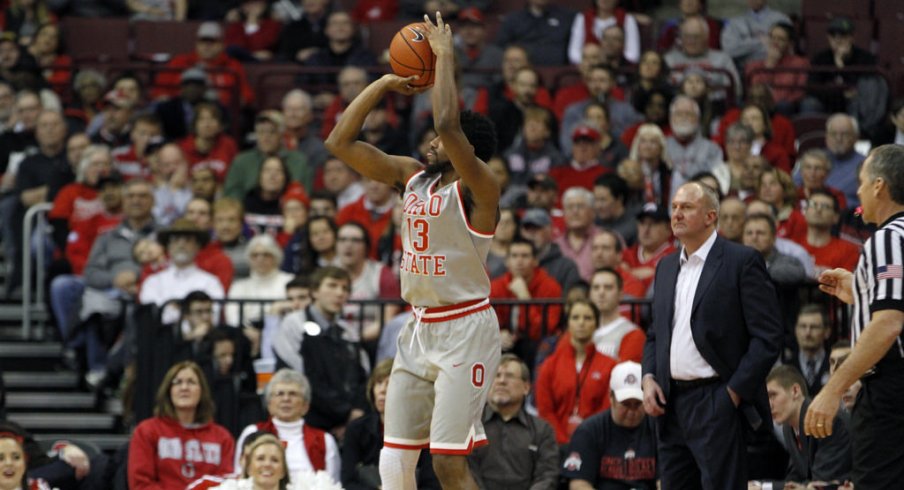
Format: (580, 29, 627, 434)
(400, 170, 493, 307)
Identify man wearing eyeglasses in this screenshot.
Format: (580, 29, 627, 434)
(795, 190, 859, 273)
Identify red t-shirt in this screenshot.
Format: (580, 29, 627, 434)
(65, 212, 122, 275)
(800, 237, 860, 272)
(335, 197, 394, 260)
(179, 134, 239, 183)
(549, 163, 612, 200)
(113, 145, 152, 181)
(490, 268, 563, 341)
(153, 52, 255, 106)
(622, 241, 677, 295)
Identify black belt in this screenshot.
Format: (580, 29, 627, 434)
(671, 377, 721, 390)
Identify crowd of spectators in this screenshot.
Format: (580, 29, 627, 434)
(0, 0, 895, 487)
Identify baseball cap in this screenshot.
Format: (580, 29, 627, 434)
(457, 7, 484, 24)
(610, 361, 643, 402)
(197, 22, 223, 40)
(521, 208, 551, 228)
(572, 124, 601, 142)
(827, 16, 854, 36)
(256, 110, 285, 132)
(636, 202, 669, 223)
(180, 67, 208, 85)
(527, 173, 557, 191)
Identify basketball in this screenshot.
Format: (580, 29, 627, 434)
(389, 23, 436, 88)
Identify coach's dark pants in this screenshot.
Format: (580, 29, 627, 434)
(852, 362, 904, 489)
(659, 379, 747, 490)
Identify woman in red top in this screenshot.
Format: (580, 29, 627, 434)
(536, 299, 618, 445)
(48, 144, 112, 255)
(26, 23, 70, 89)
(129, 361, 235, 490)
(757, 167, 806, 240)
(741, 103, 792, 173)
(224, 0, 282, 62)
(179, 102, 238, 183)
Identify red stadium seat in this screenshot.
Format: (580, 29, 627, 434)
(132, 20, 203, 61)
(791, 114, 829, 138)
(801, 0, 870, 20)
(61, 17, 130, 62)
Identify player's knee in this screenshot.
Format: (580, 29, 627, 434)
(432, 454, 469, 482)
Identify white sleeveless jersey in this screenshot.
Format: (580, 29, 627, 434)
(400, 170, 493, 307)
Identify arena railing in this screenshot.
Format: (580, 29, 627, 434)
(21, 202, 53, 340)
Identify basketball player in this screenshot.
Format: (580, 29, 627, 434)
(325, 13, 501, 490)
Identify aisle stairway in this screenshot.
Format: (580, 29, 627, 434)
(0, 252, 129, 453)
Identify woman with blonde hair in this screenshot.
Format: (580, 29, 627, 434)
(129, 361, 235, 490)
(212, 434, 291, 490)
(756, 167, 806, 240)
(628, 123, 672, 208)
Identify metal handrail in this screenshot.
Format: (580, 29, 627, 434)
(21, 202, 53, 340)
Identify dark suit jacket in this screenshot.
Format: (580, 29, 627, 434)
(771, 399, 852, 486)
(782, 348, 831, 397)
(642, 234, 784, 430)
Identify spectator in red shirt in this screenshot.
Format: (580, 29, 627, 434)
(797, 190, 860, 273)
(26, 23, 70, 89)
(62, 172, 124, 277)
(178, 102, 238, 183)
(712, 83, 796, 158)
(740, 103, 792, 173)
(553, 43, 606, 122)
(656, 0, 722, 51)
(49, 143, 111, 239)
(224, 0, 282, 62)
(335, 178, 395, 260)
(550, 124, 611, 198)
(795, 149, 848, 211)
(112, 114, 162, 182)
(128, 361, 234, 490)
(491, 238, 563, 348)
(153, 22, 255, 108)
(535, 299, 617, 445)
(183, 196, 235, 291)
(744, 22, 809, 115)
(91, 88, 135, 148)
(622, 203, 675, 294)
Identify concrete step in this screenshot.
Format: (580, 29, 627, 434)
(0, 342, 61, 358)
(6, 392, 95, 411)
(4, 371, 79, 390)
(0, 303, 46, 323)
(8, 413, 118, 433)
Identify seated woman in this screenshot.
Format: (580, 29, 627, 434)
(178, 103, 239, 183)
(535, 299, 618, 445)
(225, 234, 294, 327)
(628, 123, 672, 209)
(243, 155, 305, 237)
(224, 0, 282, 62)
(281, 215, 338, 276)
(235, 369, 341, 483)
(740, 103, 792, 173)
(341, 359, 439, 490)
(757, 167, 807, 241)
(26, 23, 70, 89)
(128, 361, 235, 490)
(48, 144, 112, 256)
(211, 433, 291, 490)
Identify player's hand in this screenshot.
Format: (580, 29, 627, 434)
(380, 74, 427, 96)
(642, 375, 666, 417)
(804, 389, 841, 438)
(422, 12, 454, 56)
(60, 444, 91, 479)
(817, 268, 854, 304)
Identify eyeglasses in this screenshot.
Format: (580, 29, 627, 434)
(250, 252, 273, 258)
(337, 236, 365, 243)
(272, 390, 303, 399)
(807, 201, 834, 211)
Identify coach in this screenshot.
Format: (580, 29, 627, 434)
(805, 144, 904, 488)
(641, 181, 783, 488)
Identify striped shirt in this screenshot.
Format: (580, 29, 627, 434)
(852, 212, 904, 361)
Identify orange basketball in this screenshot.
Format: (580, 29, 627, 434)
(389, 23, 436, 88)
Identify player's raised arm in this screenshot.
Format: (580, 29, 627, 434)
(324, 75, 425, 192)
(422, 14, 500, 224)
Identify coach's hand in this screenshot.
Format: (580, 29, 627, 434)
(804, 389, 841, 438)
(642, 374, 666, 416)
(817, 268, 854, 305)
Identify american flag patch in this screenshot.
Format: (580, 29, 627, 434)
(877, 265, 904, 281)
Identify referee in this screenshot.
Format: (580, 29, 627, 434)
(804, 144, 904, 487)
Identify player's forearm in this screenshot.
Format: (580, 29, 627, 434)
(325, 77, 389, 152)
(431, 50, 460, 134)
(822, 312, 904, 397)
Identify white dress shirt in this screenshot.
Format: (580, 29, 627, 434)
(669, 230, 719, 380)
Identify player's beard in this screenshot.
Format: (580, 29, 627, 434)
(423, 160, 453, 176)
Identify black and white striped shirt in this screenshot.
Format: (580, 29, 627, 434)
(852, 212, 904, 360)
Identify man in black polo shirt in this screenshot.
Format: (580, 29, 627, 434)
(563, 361, 657, 489)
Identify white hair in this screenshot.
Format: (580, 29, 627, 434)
(282, 88, 312, 110)
(826, 113, 859, 137)
(264, 368, 311, 403)
(562, 186, 594, 206)
(76, 144, 111, 183)
(245, 233, 284, 265)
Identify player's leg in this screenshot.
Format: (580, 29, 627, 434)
(381, 318, 436, 489)
(429, 309, 500, 489)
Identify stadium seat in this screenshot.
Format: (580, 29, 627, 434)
(61, 17, 130, 62)
(801, 0, 870, 20)
(364, 19, 411, 60)
(244, 63, 304, 110)
(877, 14, 904, 69)
(803, 18, 873, 57)
(874, 0, 904, 23)
(132, 20, 203, 61)
(797, 131, 826, 153)
(791, 114, 829, 138)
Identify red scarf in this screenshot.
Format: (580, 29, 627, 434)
(582, 7, 626, 45)
(256, 419, 326, 471)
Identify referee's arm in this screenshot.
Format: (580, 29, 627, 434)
(805, 309, 904, 437)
